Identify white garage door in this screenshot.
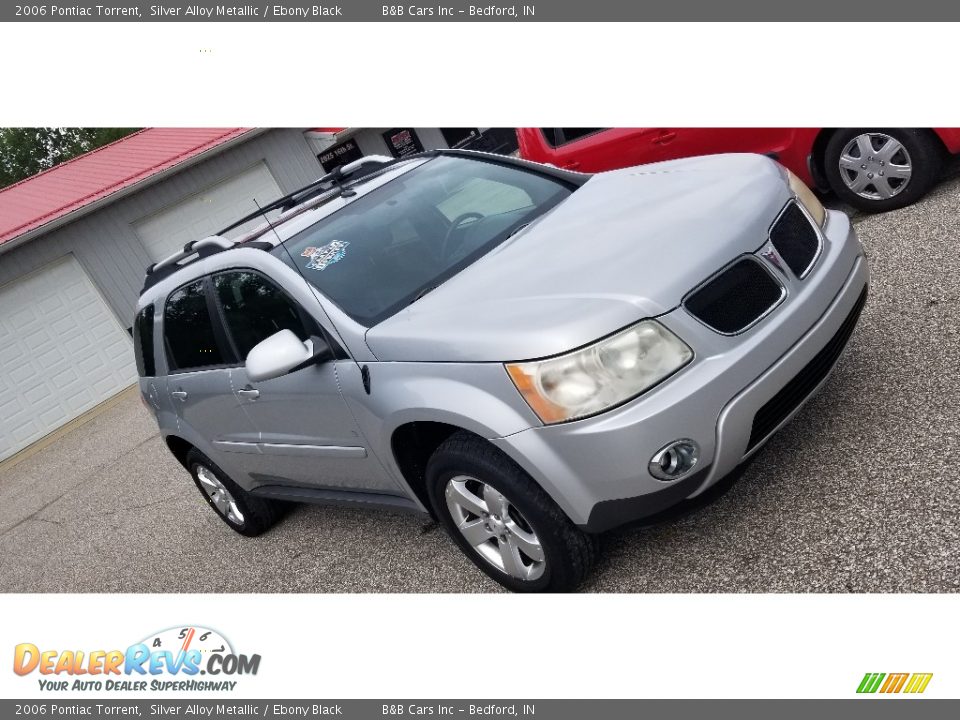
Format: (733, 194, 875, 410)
(134, 161, 284, 263)
(0, 256, 137, 461)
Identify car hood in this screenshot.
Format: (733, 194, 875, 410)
(366, 153, 791, 362)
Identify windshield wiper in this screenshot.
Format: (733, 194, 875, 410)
(507, 222, 531, 239)
(408, 284, 439, 306)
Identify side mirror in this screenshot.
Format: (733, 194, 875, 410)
(245, 329, 331, 383)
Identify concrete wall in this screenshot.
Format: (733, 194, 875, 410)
(0, 128, 323, 331)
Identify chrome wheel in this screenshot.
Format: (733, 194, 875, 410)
(838, 132, 913, 200)
(445, 475, 546, 581)
(195, 465, 245, 526)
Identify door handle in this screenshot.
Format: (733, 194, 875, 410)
(171, 391, 188, 402)
(561, 161, 581, 169)
(237, 387, 260, 400)
(652, 130, 677, 145)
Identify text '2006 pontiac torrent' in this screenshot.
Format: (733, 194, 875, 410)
(135, 149, 868, 592)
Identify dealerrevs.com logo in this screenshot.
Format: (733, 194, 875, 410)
(13, 626, 261, 692)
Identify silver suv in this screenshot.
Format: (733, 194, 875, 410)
(134, 150, 868, 592)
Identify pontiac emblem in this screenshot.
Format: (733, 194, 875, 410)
(761, 246, 787, 275)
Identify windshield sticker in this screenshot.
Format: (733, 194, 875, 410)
(302, 240, 350, 270)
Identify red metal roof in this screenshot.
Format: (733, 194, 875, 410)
(0, 128, 254, 246)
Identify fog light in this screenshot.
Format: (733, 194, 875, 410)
(648, 440, 700, 481)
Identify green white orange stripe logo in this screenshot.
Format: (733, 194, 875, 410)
(857, 672, 933, 694)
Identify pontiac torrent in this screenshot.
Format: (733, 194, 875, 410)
(134, 149, 868, 592)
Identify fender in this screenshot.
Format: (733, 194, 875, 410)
(334, 361, 542, 500)
(160, 423, 258, 493)
(933, 127, 960, 154)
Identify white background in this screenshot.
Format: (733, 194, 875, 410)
(3, 23, 959, 127)
(1, 594, 956, 698)
(1, 20, 957, 700)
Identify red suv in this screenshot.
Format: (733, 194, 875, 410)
(517, 128, 960, 212)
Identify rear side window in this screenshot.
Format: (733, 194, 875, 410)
(133, 305, 155, 377)
(213, 271, 311, 360)
(164, 280, 225, 372)
(542, 128, 603, 147)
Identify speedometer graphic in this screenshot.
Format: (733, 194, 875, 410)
(139, 626, 234, 658)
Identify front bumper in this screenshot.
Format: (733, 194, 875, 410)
(491, 209, 868, 532)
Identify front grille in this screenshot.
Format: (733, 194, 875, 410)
(684, 258, 784, 334)
(746, 285, 868, 453)
(770, 201, 821, 278)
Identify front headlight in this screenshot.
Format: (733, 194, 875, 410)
(785, 169, 826, 227)
(505, 320, 693, 424)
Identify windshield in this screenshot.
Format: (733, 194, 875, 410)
(271, 155, 574, 325)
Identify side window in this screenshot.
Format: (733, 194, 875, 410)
(558, 128, 602, 144)
(539, 129, 560, 147)
(164, 280, 226, 372)
(133, 304, 155, 377)
(213, 271, 311, 360)
(542, 128, 603, 147)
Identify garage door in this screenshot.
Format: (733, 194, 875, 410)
(134, 161, 284, 263)
(0, 256, 137, 461)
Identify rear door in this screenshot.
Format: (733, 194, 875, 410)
(210, 269, 395, 493)
(162, 279, 261, 471)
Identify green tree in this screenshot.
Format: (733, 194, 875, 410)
(0, 128, 140, 189)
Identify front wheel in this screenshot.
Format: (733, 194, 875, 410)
(186, 449, 287, 537)
(823, 128, 943, 212)
(426, 432, 597, 592)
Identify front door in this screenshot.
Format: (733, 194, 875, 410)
(542, 128, 658, 172)
(210, 269, 395, 493)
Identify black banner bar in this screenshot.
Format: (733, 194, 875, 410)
(1, 700, 957, 719)
(2, 1, 956, 21)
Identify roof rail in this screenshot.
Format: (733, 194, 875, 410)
(217, 154, 395, 236)
(139, 152, 434, 297)
(141, 235, 239, 295)
(337, 154, 394, 176)
(151, 235, 233, 272)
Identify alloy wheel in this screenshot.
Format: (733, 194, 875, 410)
(445, 475, 546, 581)
(195, 465, 245, 526)
(838, 132, 913, 200)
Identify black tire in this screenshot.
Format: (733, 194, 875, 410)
(823, 128, 943, 212)
(185, 448, 287, 537)
(425, 432, 597, 592)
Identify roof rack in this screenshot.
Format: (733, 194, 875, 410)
(139, 153, 423, 297)
(217, 154, 395, 236)
(140, 235, 234, 294)
(152, 235, 232, 272)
